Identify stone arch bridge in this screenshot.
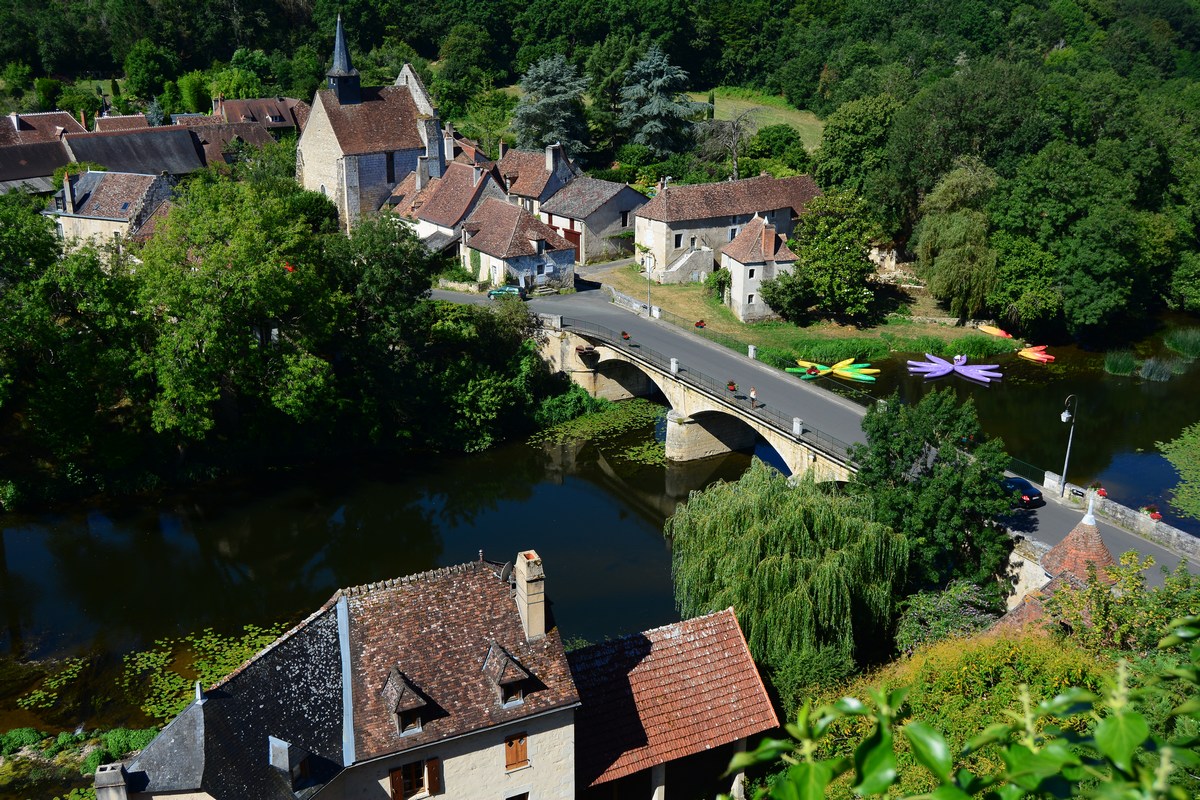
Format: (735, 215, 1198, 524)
(536, 315, 855, 482)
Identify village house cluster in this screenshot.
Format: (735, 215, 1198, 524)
(0, 15, 825, 320)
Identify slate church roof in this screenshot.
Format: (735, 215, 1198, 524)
(636, 174, 821, 223)
(568, 608, 779, 788)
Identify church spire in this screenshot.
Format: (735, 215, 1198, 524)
(327, 13, 361, 105)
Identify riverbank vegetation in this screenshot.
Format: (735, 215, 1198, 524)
(0, 160, 585, 511)
(1159, 421, 1200, 521)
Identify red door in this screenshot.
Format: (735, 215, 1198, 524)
(563, 229, 581, 261)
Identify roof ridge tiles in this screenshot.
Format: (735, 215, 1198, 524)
(339, 560, 482, 597)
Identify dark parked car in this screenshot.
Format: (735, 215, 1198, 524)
(487, 285, 526, 300)
(1003, 476, 1044, 508)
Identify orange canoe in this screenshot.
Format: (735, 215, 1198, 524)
(978, 325, 1013, 339)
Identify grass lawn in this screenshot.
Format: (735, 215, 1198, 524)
(688, 87, 825, 151)
(601, 263, 1014, 366)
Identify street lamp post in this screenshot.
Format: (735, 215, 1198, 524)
(643, 252, 655, 317)
(1060, 394, 1078, 497)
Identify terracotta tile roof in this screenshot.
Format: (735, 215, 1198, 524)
(345, 559, 580, 762)
(172, 114, 222, 128)
(190, 122, 275, 165)
(463, 197, 575, 260)
(395, 162, 500, 228)
(636, 174, 821, 223)
(317, 86, 425, 156)
(0, 141, 70, 181)
(496, 147, 581, 200)
(94, 114, 149, 132)
(59, 171, 158, 221)
(994, 572, 1084, 631)
(0, 111, 86, 146)
(722, 216, 798, 264)
(568, 608, 779, 787)
(64, 127, 205, 175)
(1042, 509, 1117, 583)
(541, 176, 645, 219)
(218, 97, 307, 129)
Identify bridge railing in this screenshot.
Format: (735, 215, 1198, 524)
(549, 316, 857, 466)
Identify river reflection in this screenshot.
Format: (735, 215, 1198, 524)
(0, 430, 753, 728)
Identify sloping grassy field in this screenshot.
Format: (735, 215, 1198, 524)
(688, 87, 824, 151)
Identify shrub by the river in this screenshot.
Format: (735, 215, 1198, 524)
(1139, 357, 1178, 381)
(1104, 349, 1138, 375)
(528, 397, 664, 447)
(533, 384, 611, 428)
(1, 727, 44, 755)
(1164, 326, 1200, 358)
(1159, 420, 1200, 521)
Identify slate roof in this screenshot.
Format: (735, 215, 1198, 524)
(0, 141, 70, 181)
(316, 86, 425, 156)
(568, 608, 779, 787)
(1042, 507, 1117, 583)
(463, 198, 575, 260)
(636, 174, 821, 223)
(347, 560, 580, 761)
(64, 127, 204, 175)
(541, 176, 644, 219)
(393, 161, 500, 228)
(94, 114, 149, 132)
(723, 217, 798, 264)
(125, 604, 345, 799)
(0, 111, 86, 146)
(53, 171, 158, 221)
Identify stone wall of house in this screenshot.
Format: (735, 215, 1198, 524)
(581, 187, 644, 262)
(296, 97, 341, 203)
(725, 252, 793, 322)
(58, 215, 129, 244)
(131, 176, 172, 231)
(638, 207, 794, 283)
(324, 707, 576, 800)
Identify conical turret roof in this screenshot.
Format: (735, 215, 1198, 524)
(1042, 497, 1117, 583)
(328, 14, 359, 78)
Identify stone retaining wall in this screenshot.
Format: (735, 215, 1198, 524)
(437, 279, 485, 292)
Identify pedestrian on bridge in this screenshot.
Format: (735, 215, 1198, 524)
(750, 387, 758, 409)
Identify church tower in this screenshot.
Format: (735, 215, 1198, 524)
(326, 14, 361, 105)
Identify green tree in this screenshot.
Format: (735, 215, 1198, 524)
(745, 123, 810, 171)
(34, 77, 63, 111)
(849, 389, 1012, 592)
(460, 88, 515, 160)
(618, 45, 707, 158)
(177, 70, 210, 113)
(57, 84, 103, 125)
(513, 54, 589, 155)
(1158, 421, 1200, 520)
(893, 579, 998, 656)
(786, 189, 879, 317)
(0, 192, 59, 291)
(696, 108, 757, 179)
(584, 32, 645, 153)
(431, 22, 500, 121)
(667, 460, 909, 707)
(123, 38, 179, 100)
(911, 157, 999, 319)
(812, 93, 900, 197)
(210, 67, 263, 100)
(2, 61, 32, 101)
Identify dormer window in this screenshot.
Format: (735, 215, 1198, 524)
(482, 643, 532, 708)
(381, 667, 428, 737)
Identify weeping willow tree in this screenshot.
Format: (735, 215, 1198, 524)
(666, 460, 908, 704)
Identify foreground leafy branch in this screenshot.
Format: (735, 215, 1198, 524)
(726, 617, 1200, 799)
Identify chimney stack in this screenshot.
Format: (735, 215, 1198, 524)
(498, 140, 507, 159)
(415, 156, 430, 191)
(64, 174, 76, 215)
(473, 165, 482, 186)
(94, 764, 129, 800)
(762, 223, 773, 258)
(514, 550, 545, 641)
(545, 142, 563, 173)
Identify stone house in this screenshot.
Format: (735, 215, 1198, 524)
(720, 216, 798, 322)
(569, 609, 779, 800)
(496, 144, 580, 215)
(296, 15, 445, 231)
(461, 197, 576, 289)
(633, 174, 820, 284)
(95, 551, 581, 800)
(386, 160, 508, 253)
(539, 176, 647, 263)
(42, 170, 171, 247)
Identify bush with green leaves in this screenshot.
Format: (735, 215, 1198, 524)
(727, 617, 1200, 800)
(893, 580, 999, 656)
(1, 727, 45, 755)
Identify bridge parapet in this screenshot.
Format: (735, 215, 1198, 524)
(536, 316, 856, 479)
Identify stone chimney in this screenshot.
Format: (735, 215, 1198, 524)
(415, 156, 430, 191)
(545, 142, 563, 173)
(472, 165, 482, 186)
(63, 174, 76, 215)
(94, 763, 129, 800)
(514, 549, 545, 641)
(498, 140, 507, 159)
(444, 123, 456, 162)
(762, 223, 774, 259)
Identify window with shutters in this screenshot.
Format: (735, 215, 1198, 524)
(389, 758, 442, 798)
(504, 732, 529, 770)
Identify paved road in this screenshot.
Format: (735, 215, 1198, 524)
(433, 284, 1194, 583)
